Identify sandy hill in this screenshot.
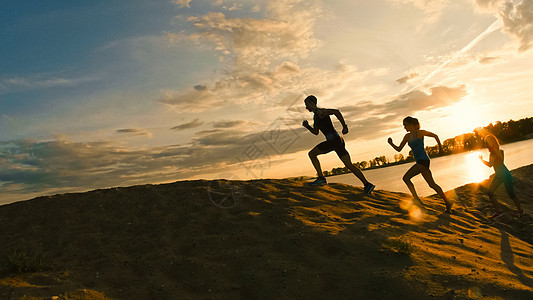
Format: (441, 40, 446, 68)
(0, 166, 532, 299)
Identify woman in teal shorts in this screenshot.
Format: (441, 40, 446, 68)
(478, 133, 525, 218)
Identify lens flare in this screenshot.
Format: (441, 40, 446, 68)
(409, 206, 423, 220)
(400, 198, 424, 220)
(400, 198, 413, 211)
(465, 151, 492, 183)
(448, 100, 483, 135)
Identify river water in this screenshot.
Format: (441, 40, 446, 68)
(327, 139, 533, 197)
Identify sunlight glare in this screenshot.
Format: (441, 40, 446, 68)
(464, 151, 491, 183)
(449, 100, 482, 134)
(409, 206, 424, 221)
(400, 198, 424, 221)
(399, 198, 413, 211)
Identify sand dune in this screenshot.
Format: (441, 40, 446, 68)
(0, 165, 532, 299)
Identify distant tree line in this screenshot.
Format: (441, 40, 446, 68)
(323, 117, 533, 176)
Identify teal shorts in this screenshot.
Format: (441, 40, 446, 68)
(490, 164, 515, 198)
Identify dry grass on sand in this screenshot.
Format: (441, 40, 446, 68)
(0, 165, 532, 299)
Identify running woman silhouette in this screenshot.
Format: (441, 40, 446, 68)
(476, 129, 524, 218)
(388, 116, 452, 213)
(302, 95, 375, 194)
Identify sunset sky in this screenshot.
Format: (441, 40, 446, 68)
(2, 0, 533, 202)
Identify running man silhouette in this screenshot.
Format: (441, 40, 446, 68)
(302, 95, 375, 194)
(476, 129, 524, 218)
(388, 116, 452, 213)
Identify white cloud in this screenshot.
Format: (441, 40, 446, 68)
(174, 0, 191, 8)
(471, 0, 533, 52)
(159, 87, 225, 112)
(0, 137, 200, 193)
(477, 55, 503, 64)
(163, 1, 363, 113)
(115, 128, 153, 138)
(396, 73, 420, 84)
(388, 0, 450, 23)
(212, 120, 250, 128)
(169, 0, 323, 69)
(0, 129, 299, 197)
(158, 59, 384, 113)
(0, 75, 98, 94)
(340, 85, 468, 121)
(472, 0, 504, 10)
(500, 0, 533, 52)
(171, 118, 205, 130)
(226, 3, 243, 11)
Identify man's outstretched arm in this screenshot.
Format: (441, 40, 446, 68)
(303, 120, 319, 135)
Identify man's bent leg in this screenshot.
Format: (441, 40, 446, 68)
(340, 154, 369, 185)
(309, 147, 325, 178)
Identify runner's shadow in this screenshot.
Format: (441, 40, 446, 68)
(498, 227, 533, 288)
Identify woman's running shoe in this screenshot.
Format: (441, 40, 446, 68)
(364, 182, 375, 195)
(308, 177, 327, 186)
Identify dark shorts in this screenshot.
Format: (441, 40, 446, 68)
(416, 159, 430, 169)
(316, 135, 349, 158)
